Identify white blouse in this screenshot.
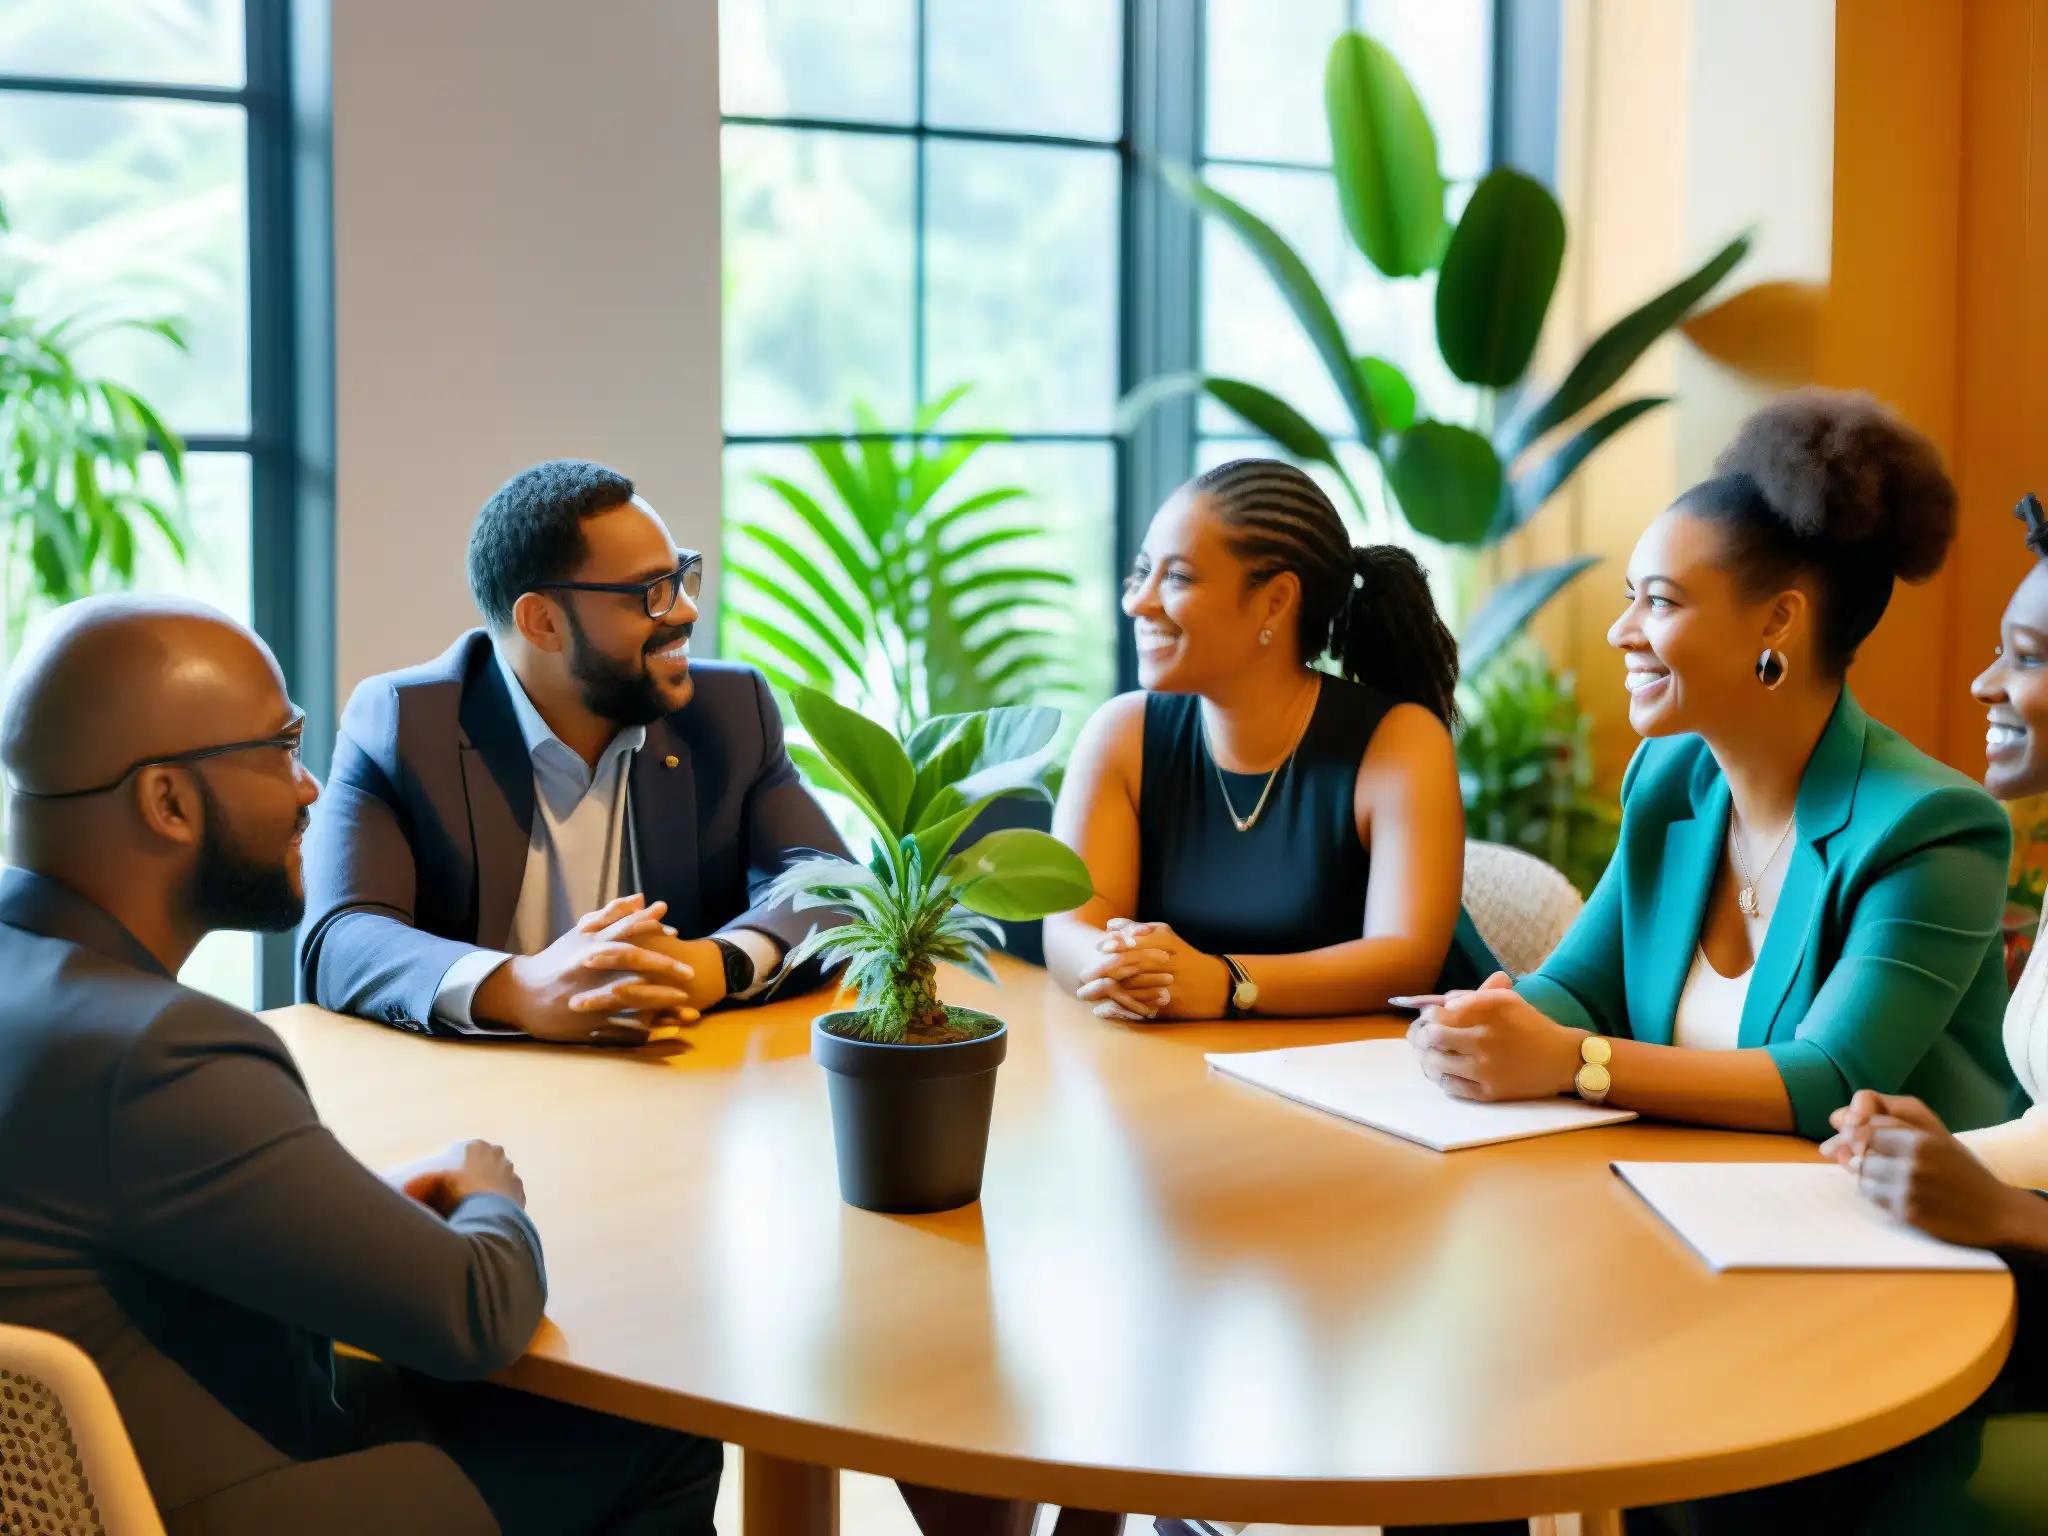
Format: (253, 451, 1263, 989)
(1672, 948, 1752, 1051)
(1959, 916, 2048, 1186)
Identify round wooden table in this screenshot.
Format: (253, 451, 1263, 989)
(266, 958, 2014, 1534)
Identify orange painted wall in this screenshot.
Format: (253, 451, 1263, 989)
(1829, 0, 2048, 772)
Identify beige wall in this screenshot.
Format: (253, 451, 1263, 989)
(329, 0, 721, 701)
(1517, 0, 1836, 784)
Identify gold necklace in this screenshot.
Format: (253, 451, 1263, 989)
(1729, 809, 1796, 918)
(1209, 676, 1321, 833)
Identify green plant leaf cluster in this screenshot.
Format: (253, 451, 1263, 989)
(774, 686, 1094, 1042)
(724, 385, 1075, 739)
(1455, 646, 1619, 898)
(1124, 30, 1752, 674)
(0, 197, 193, 647)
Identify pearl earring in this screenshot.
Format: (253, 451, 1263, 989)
(1258, 628, 1272, 646)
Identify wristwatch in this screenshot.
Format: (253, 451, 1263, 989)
(711, 937, 755, 999)
(1575, 1035, 1613, 1104)
(1221, 955, 1259, 1018)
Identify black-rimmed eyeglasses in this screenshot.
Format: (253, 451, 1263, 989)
(10, 712, 308, 801)
(535, 554, 703, 621)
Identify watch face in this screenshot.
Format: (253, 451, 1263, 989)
(1582, 1035, 1613, 1066)
(1577, 1062, 1612, 1097)
(1233, 980, 1258, 1009)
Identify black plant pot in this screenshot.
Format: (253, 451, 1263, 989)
(811, 1010, 1007, 1214)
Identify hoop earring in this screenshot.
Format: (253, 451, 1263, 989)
(1258, 629, 1272, 646)
(1756, 648, 1788, 690)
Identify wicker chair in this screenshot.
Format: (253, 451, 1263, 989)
(1461, 840, 1584, 979)
(0, 1326, 163, 1536)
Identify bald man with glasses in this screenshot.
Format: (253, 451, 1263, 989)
(297, 458, 849, 1043)
(0, 595, 721, 1534)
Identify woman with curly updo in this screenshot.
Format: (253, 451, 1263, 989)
(1408, 389, 2017, 1140)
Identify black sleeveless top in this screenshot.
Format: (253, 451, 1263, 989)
(1133, 675, 1492, 987)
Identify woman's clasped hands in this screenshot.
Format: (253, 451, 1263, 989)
(1820, 1090, 2046, 1250)
(1075, 918, 1234, 1021)
(1407, 971, 1588, 1101)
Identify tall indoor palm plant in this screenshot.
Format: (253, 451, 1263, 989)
(724, 385, 1076, 737)
(1124, 29, 1750, 679)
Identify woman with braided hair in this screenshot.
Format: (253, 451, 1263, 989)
(1046, 456, 1495, 1023)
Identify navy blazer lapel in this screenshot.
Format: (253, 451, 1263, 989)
(630, 716, 700, 930)
(1640, 771, 1727, 1045)
(1738, 690, 1867, 1047)
(457, 647, 536, 950)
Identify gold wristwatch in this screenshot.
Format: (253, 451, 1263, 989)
(1221, 955, 1258, 1018)
(1575, 1035, 1613, 1103)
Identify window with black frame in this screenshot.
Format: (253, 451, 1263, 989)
(718, 0, 1126, 733)
(0, 0, 273, 1006)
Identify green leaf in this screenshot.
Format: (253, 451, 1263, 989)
(1358, 356, 1417, 433)
(1502, 230, 1751, 459)
(923, 485, 1029, 545)
(1495, 395, 1667, 537)
(933, 523, 1039, 569)
(907, 434, 990, 514)
(807, 435, 892, 552)
(943, 828, 1094, 922)
(787, 742, 855, 802)
(1385, 421, 1503, 545)
(727, 612, 834, 686)
(1162, 165, 1381, 445)
(913, 382, 974, 433)
(725, 566, 865, 677)
(948, 564, 1074, 601)
(788, 685, 916, 841)
(1457, 556, 1600, 682)
(1325, 31, 1447, 278)
(733, 522, 868, 650)
(1435, 168, 1566, 386)
(750, 473, 876, 589)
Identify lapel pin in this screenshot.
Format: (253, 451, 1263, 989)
(664, 754, 680, 769)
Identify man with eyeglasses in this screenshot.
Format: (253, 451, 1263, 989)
(298, 457, 847, 1042)
(0, 596, 721, 1533)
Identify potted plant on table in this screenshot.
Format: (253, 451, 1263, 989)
(771, 685, 1094, 1215)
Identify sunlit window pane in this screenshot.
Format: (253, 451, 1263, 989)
(1203, 0, 1347, 165)
(720, 0, 915, 124)
(0, 0, 244, 89)
(723, 125, 915, 434)
(925, 0, 1123, 142)
(923, 142, 1119, 434)
(0, 91, 249, 437)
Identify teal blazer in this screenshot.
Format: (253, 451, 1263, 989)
(1518, 692, 2016, 1139)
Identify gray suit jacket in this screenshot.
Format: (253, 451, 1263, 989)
(0, 868, 547, 1519)
(296, 629, 848, 1031)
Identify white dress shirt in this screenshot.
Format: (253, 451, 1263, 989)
(432, 645, 778, 1033)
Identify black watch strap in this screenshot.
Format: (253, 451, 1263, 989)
(711, 936, 755, 997)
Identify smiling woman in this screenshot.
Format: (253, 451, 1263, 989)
(1410, 389, 2017, 1145)
(1045, 456, 1498, 1023)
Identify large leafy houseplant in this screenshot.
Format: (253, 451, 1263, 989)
(1456, 646, 1618, 897)
(0, 199, 191, 649)
(1123, 29, 1750, 678)
(771, 685, 1093, 1044)
(725, 385, 1076, 738)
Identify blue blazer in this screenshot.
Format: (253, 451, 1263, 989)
(296, 629, 849, 1032)
(1518, 691, 2017, 1139)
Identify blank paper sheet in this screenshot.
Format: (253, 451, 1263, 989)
(1613, 1160, 2009, 1273)
(1205, 1037, 1637, 1151)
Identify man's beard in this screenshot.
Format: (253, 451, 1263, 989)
(188, 775, 308, 934)
(564, 608, 691, 727)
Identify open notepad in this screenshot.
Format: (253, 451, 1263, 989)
(1613, 1161, 2009, 1273)
(1204, 1038, 1636, 1151)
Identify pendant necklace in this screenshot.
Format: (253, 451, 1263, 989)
(1209, 675, 1321, 834)
(1729, 810, 1795, 918)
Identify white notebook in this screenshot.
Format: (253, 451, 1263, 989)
(1613, 1161, 2009, 1273)
(1204, 1037, 1637, 1151)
